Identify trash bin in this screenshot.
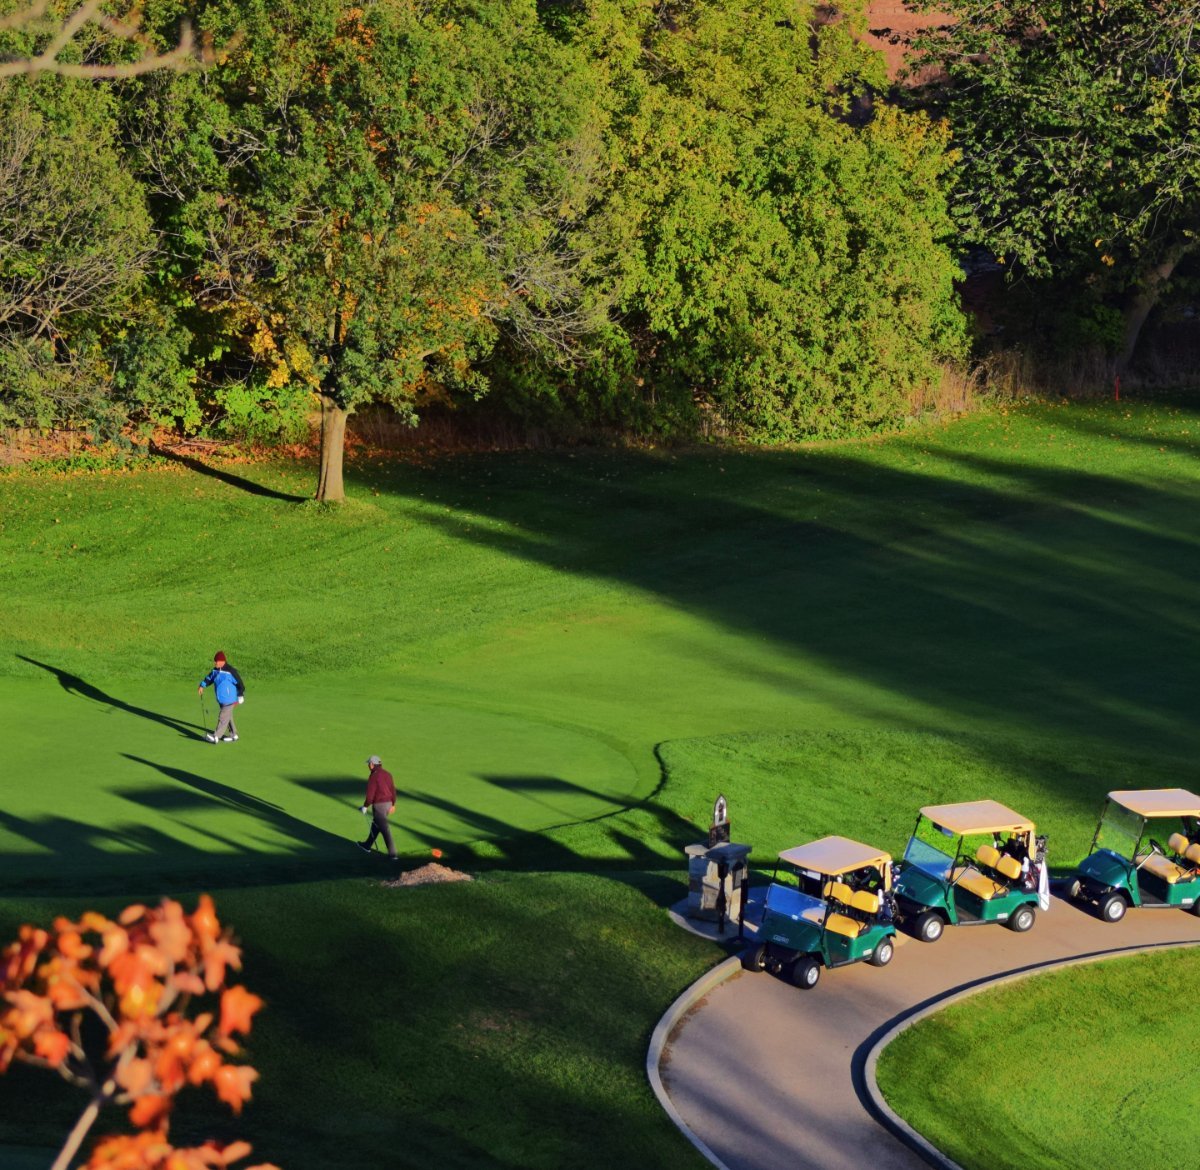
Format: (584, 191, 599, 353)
(685, 841, 752, 935)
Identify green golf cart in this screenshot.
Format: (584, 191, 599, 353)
(742, 835, 897, 990)
(1066, 788, 1200, 922)
(894, 800, 1046, 943)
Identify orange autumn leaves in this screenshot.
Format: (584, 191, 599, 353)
(0, 897, 278, 1170)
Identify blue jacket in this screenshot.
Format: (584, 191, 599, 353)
(200, 663, 244, 706)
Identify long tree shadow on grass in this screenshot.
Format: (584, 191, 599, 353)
(0, 757, 698, 897)
(287, 771, 681, 890)
(356, 421, 1200, 768)
(17, 655, 205, 740)
(149, 443, 308, 502)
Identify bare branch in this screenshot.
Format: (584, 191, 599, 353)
(0, 1, 207, 79)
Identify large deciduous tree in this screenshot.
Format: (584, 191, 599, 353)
(911, 0, 1200, 372)
(0, 76, 154, 430)
(535, 0, 966, 440)
(133, 0, 599, 500)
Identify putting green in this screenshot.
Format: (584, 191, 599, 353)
(0, 675, 640, 891)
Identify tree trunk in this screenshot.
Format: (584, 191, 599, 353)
(1117, 240, 1194, 375)
(316, 396, 348, 502)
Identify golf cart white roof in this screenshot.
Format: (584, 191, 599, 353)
(919, 800, 1034, 836)
(1108, 789, 1200, 818)
(778, 835, 891, 875)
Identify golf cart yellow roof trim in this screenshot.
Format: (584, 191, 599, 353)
(918, 800, 1034, 836)
(1108, 789, 1200, 818)
(778, 835, 892, 875)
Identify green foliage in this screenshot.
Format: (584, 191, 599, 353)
(2, 0, 969, 449)
(108, 304, 201, 432)
(0, 337, 113, 433)
(912, 1, 1200, 363)
(0, 76, 154, 429)
(520, 0, 966, 439)
(125, 0, 600, 469)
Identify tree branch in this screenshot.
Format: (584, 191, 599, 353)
(0, 1, 206, 79)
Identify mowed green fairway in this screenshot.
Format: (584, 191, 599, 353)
(2, 397, 1200, 1166)
(876, 947, 1200, 1170)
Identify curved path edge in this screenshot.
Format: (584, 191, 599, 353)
(651, 936, 1200, 1170)
(860, 937, 1200, 1170)
(646, 955, 743, 1170)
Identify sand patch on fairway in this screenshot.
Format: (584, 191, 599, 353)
(385, 862, 473, 887)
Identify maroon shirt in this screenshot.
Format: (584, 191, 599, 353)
(365, 766, 396, 806)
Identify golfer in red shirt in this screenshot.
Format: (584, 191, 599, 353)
(358, 755, 398, 860)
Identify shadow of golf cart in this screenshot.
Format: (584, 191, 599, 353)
(1067, 788, 1200, 922)
(894, 800, 1046, 943)
(741, 836, 897, 990)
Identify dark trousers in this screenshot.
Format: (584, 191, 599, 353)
(365, 802, 395, 857)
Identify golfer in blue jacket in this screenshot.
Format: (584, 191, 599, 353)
(198, 651, 245, 743)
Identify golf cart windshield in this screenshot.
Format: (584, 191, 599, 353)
(764, 883, 826, 926)
(1096, 801, 1143, 858)
(903, 835, 955, 881)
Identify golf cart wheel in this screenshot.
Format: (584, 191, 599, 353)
(790, 956, 821, 990)
(1065, 878, 1082, 902)
(1192, 899, 1200, 918)
(1100, 893, 1127, 923)
(1008, 905, 1036, 933)
(869, 939, 895, 968)
(914, 911, 944, 943)
(740, 944, 768, 973)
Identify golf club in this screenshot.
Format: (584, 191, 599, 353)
(199, 690, 211, 737)
(354, 803, 378, 852)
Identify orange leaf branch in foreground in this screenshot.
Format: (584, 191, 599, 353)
(0, 896, 277, 1170)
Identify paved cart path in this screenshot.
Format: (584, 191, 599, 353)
(659, 896, 1200, 1170)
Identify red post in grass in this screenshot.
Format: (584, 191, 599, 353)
(1114, 375, 1121, 401)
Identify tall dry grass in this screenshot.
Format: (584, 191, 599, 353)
(912, 344, 1122, 422)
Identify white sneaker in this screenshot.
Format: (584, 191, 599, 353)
(204, 732, 218, 743)
(221, 735, 239, 743)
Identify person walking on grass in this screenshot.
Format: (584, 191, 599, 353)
(359, 755, 398, 860)
(198, 651, 245, 743)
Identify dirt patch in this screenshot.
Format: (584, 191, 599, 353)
(383, 862, 473, 888)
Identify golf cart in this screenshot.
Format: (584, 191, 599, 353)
(742, 836, 897, 990)
(894, 800, 1046, 942)
(1067, 789, 1200, 922)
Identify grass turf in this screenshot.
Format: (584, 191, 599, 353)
(875, 947, 1200, 1170)
(2, 395, 1200, 1165)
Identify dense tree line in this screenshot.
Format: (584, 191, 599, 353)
(0, 2, 976, 496)
(909, 0, 1200, 377)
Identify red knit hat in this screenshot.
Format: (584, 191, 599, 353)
(214, 651, 227, 664)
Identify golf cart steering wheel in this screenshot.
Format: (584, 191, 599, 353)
(1148, 837, 1166, 856)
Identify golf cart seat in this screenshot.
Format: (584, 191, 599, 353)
(824, 912, 864, 938)
(850, 889, 881, 916)
(1167, 834, 1200, 871)
(994, 854, 1023, 881)
(1140, 853, 1188, 884)
(976, 844, 1002, 871)
(951, 866, 1006, 901)
(823, 881, 855, 907)
(976, 844, 1023, 883)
